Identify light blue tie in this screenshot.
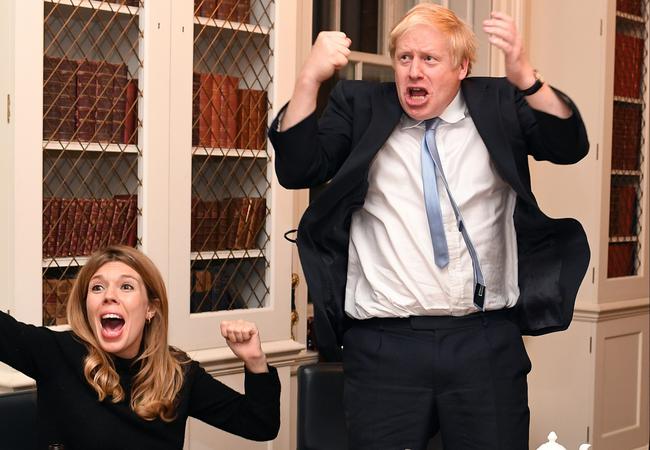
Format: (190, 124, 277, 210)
(421, 119, 448, 268)
(422, 118, 486, 309)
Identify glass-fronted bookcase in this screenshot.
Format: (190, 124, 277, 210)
(1, 1, 303, 447)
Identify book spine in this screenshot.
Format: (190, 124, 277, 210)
(94, 60, 114, 142)
(123, 78, 139, 145)
(112, 63, 128, 144)
(192, 72, 200, 146)
(76, 59, 99, 142)
(211, 74, 224, 147)
(199, 73, 213, 146)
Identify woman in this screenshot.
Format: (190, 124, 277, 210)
(0, 245, 280, 449)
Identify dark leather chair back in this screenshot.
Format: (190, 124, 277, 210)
(297, 363, 348, 450)
(0, 389, 38, 450)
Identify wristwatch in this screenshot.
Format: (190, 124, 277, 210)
(519, 70, 544, 96)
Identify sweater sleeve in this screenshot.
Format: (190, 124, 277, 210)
(187, 361, 281, 441)
(0, 310, 57, 380)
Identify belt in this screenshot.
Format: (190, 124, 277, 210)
(351, 308, 514, 331)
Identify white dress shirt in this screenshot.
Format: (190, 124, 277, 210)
(344, 90, 520, 319)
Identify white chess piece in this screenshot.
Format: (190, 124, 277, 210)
(536, 431, 592, 450)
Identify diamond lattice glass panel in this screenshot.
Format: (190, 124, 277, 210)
(608, 1, 647, 278)
(191, 0, 273, 313)
(42, 0, 143, 326)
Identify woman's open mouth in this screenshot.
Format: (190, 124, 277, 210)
(100, 313, 125, 338)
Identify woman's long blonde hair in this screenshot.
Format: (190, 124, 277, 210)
(67, 245, 189, 422)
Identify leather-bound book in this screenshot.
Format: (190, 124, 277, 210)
(45, 197, 62, 258)
(213, 75, 239, 148)
(609, 185, 637, 237)
(217, 0, 237, 21)
(614, 33, 644, 99)
(43, 55, 60, 141)
(61, 199, 79, 256)
(43, 197, 53, 258)
(111, 63, 128, 144)
(43, 56, 77, 141)
(68, 198, 86, 256)
(192, 72, 200, 146)
(191, 198, 203, 252)
(607, 242, 636, 278)
(236, 89, 250, 149)
(54, 198, 72, 257)
(191, 269, 213, 313)
(251, 89, 268, 149)
(90, 198, 115, 252)
(224, 76, 239, 148)
(75, 59, 99, 142)
(94, 60, 114, 142)
(123, 78, 139, 145)
(611, 103, 642, 170)
(616, 0, 643, 16)
(126, 196, 138, 247)
(245, 197, 266, 248)
(217, 197, 236, 249)
(199, 73, 213, 146)
(210, 74, 225, 147)
(201, 0, 218, 18)
(75, 199, 93, 256)
(58, 58, 79, 141)
(235, 0, 250, 23)
(83, 199, 100, 255)
(108, 196, 131, 245)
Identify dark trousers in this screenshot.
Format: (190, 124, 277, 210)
(342, 310, 531, 450)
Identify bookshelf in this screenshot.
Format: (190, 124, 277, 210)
(2, 0, 304, 447)
(526, 0, 649, 448)
(608, 0, 647, 278)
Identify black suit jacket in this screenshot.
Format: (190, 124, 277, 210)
(269, 77, 590, 362)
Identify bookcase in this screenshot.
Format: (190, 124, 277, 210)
(1, 0, 306, 447)
(525, 0, 649, 448)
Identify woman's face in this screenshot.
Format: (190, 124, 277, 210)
(85, 261, 153, 359)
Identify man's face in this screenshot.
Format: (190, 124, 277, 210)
(393, 23, 468, 121)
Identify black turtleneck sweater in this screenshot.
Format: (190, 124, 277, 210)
(0, 310, 280, 450)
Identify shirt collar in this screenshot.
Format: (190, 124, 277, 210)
(400, 89, 467, 130)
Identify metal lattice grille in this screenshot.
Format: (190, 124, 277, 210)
(42, 0, 143, 326)
(190, 0, 273, 312)
(608, 0, 648, 278)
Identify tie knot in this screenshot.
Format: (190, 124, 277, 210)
(425, 118, 441, 133)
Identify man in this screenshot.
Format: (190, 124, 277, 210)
(270, 4, 589, 449)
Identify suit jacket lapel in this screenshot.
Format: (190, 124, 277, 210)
(462, 78, 535, 205)
(349, 83, 403, 168)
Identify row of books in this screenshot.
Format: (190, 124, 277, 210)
(43, 55, 138, 144)
(194, 0, 250, 22)
(191, 266, 247, 313)
(614, 33, 645, 99)
(43, 278, 73, 326)
(191, 197, 266, 251)
(43, 195, 138, 258)
(612, 102, 642, 170)
(617, 0, 643, 16)
(192, 72, 267, 149)
(609, 185, 638, 236)
(608, 241, 637, 278)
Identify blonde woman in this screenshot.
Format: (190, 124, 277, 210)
(0, 245, 280, 449)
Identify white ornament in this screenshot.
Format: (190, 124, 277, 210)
(536, 431, 592, 450)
